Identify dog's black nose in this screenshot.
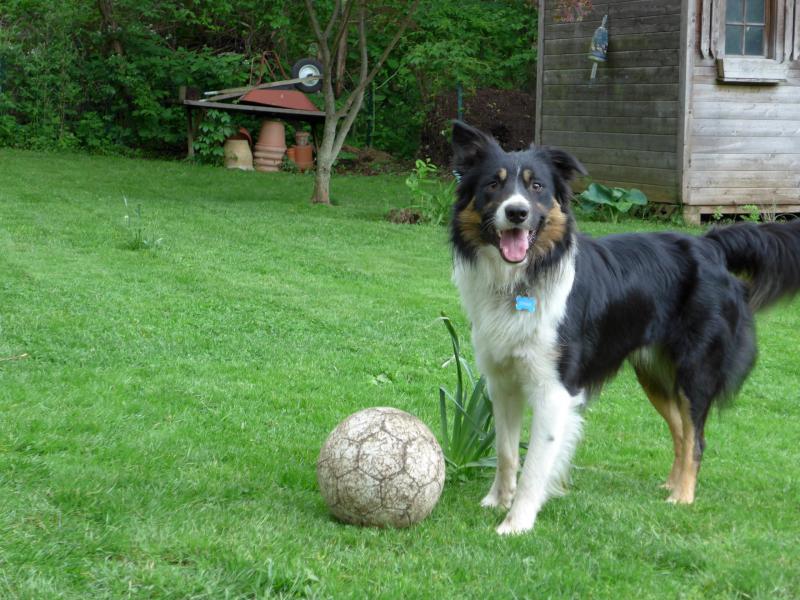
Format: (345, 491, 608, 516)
(505, 205, 529, 224)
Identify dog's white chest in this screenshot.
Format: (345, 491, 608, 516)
(453, 250, 575, 377)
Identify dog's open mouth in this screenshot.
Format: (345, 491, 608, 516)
(498, 228, 534, 263)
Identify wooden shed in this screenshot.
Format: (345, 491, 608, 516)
(535, 0, 800, 223)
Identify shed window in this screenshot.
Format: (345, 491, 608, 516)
(725, 0, 768, 56)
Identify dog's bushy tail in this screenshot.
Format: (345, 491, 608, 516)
(706, 220, 800, 310)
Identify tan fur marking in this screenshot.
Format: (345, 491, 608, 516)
(522, 169, 532, 185)
(635, 371, 684, 491)
(668, 393, 699, 504)
(458, 199, 483, 248)
(532, 202, 568, 257)
(497, 168, 507, 182)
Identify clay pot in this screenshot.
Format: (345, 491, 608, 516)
(253, 121, 286, 174)
(257, 120, 286, 148)
(295, 130, 311, 146)
(293, 144, 314, 172)
(223, 139, 254, 170)
(287, 147, 297, 162)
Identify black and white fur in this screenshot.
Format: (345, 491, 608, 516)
(449, 121, 800, 535)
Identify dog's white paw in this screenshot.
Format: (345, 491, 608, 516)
(496, 513, 536, 536)
(480, 487, 514, 510)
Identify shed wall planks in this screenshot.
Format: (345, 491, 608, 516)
(539, 0, 683, 201)
(539, 0, 800, 211)
(686, 58, 800, 207)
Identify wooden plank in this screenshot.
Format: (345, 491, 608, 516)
(678, 0, 696, 209)
(541, 99, 679, 118)
(700, 0, 711, 58)
(693, 66, 800, 83)
(540, 115, 678, 135)
(692, 101, 800, 119)
(690, 170, 800, 188)
(544, 49, 681, 70)
(535, 0, 545, 146)
(541, 130, 678, 152)
(686, 188, 800, 204)
(543, 65, 679, 85)
(692, 83, 800, 102)
(692, 136, 800, 153)
(690, 153, 800, 171)
(541, 145, 678, 168)
(545, 15, 681, 40)
(795, 0, 800, 60)
(545, 0, 682, 22)
(545, 32, 680, 54)
(577, 163, 679, 187)
(710, 0, 723, 57)
(691, 118, 800, 137)
(686, 204, 800, 217)
(543, 83, 679, 101)
(182, 100, 326, 121)
(784, 0, 796, 62)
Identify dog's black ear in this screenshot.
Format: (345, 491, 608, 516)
(451, 121, 498, 174)
(541, 147, 587, 182)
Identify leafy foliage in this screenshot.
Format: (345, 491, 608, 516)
(0, 0, 538, 159)
(575, 182, 648, 223)
(437, 314, 496, 473)
(404, 159, 455, 225)
(193, 110, 235, 164)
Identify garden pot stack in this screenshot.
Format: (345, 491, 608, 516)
(254, 120, 286, 172)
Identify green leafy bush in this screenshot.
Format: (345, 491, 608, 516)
(575, 182, 648, 223)
(192, 111, 234, 164)
(437, 314, 495, 473)
(404, 159, 455, 225)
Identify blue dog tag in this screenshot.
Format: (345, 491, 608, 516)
(515, 295, 536, 313)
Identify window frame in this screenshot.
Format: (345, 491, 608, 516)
(700, 0, 796, 83)
(724, 0, 770, 57)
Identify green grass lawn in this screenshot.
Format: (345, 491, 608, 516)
(1, 149, 798, 599)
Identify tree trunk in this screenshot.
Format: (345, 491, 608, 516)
(311, 161, 333, 204)
(304, 0, 419, 205)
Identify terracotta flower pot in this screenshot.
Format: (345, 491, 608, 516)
(295, 131, 311, 147)
(293, 144, 314, 172)
(257, 120, 286, 149)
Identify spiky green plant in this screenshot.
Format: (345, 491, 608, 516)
(437, 314, 495, 472)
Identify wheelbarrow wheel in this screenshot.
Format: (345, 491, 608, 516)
(292, 58, 323, 93)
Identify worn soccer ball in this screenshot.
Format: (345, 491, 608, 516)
(317, 407, 445, 528)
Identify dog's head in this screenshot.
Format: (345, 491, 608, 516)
(450, 121, 586, 267)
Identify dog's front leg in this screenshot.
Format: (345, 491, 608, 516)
(481, 376, 525, 510)
(497, 384, 583, 535)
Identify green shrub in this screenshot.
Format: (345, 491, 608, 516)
(192, 110, 234, 165)
(405, 159, 455, 225)
(575, 182, 648, 223)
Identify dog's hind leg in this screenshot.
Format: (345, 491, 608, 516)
(667, 391, 710, 505)
(481, 376, 525, 510)
(634, 370, 684, 491)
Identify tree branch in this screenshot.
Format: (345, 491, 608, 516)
(323, 0, 344, 41)
(335, 0, 419, 119)
(303, 0, 325, 45)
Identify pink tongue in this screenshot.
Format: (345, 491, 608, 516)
(499, 229, 530, 262)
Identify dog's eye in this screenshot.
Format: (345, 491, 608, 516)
(531, 182, 543, 192)
(486, 181, 499, 191)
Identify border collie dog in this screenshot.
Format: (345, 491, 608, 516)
(449, 121, 800, 535)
